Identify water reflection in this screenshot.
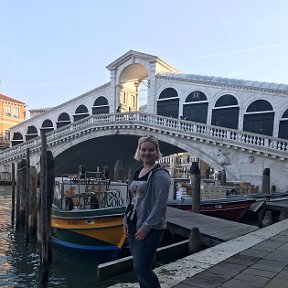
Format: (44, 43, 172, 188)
(0, 186, 136, 288)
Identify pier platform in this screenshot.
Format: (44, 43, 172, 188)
(108, 211, 288, 288)
(166, 206, 258, 246)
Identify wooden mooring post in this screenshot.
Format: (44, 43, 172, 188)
(262, 168, 270, 195)
(14, 149, 38, 239)
(220, 169, 226, 186)
(39, 130, 55, 283)
(189, 162, 202, 254)
(28, 166, 38, 237)
(11, 132, 54, 284)
(190, 161, 201, 213)
(15, 162, 20, 229)
(47, 150, 55, 263)
(188, 227, 202, 254)
(114, 159, 124, 182)
(11, 162, 16, 224)
(16, 159, 27, 229)
(25, 148, 30, 242)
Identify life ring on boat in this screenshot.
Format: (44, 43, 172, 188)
(90, 194, 99, 209)
(65, 197, 74, 211)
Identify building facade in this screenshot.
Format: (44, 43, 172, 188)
(29, 108, 51, 118)
(0, 93, 26, 149)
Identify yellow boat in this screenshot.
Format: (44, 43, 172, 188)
(52, 172, 128, 257)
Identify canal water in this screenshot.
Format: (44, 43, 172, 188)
(0, 185, 137, 288)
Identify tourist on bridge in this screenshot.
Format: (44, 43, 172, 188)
(116, 104, 122, 113)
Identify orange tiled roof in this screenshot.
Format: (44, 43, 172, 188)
(0, 93, 25, 105)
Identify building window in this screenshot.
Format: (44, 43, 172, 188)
(186, 91, 207, 102)
(4, 105, 11, 116)
(13, 107, 19, 118)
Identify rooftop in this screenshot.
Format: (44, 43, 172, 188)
(159, 72, 288, 94)
(0, 93, 26, 105)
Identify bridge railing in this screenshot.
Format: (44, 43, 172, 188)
(129, 113, 288, 154)
(1, 112, 288, 163)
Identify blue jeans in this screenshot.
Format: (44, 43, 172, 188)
(128, 222, 164, 288)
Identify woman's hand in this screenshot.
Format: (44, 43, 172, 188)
(135, 227, 148, 241)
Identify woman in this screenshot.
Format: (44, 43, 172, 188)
(123, 135, 171, 288)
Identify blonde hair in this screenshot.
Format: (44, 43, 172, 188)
(134, 135, 161, 161)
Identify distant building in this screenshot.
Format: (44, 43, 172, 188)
(0, 93, 26, 149)
(29, 108, 51, 118)
(159, 152, 210, 179)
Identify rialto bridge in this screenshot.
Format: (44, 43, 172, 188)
(1, 50, 288, 192)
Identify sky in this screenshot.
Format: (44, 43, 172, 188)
(1, 0, 288, 112)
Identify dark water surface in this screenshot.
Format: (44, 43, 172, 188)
(0, 186, 136, 288)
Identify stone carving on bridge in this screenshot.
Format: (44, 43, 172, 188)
(217, 149, 231, 166)
(248, 155, 255, 163)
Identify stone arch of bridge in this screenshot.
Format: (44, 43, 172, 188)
(50, 128, 227, 178)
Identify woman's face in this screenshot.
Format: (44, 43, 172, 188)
(139, 141, 157, 165)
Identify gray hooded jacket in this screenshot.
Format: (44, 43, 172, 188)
(124, 165, 171, 234)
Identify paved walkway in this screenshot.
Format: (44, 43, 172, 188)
(108, 218, 288, 288)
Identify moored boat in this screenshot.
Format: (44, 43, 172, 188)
(52, 206, 127, 257)
(246, 191, 288, 213)
(52, 171, 128, 258)
(167, 178, 256, 221)
(167, 196, 256, 221)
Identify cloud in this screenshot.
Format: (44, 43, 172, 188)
(193, 42, 288, 60)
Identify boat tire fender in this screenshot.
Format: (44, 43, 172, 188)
(65, 197, 74, 211)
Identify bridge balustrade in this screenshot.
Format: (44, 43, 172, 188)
(1, 112, 288, 164)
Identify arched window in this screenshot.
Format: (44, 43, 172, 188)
(183, 91, 208, 123)
(57, 112, 71, 128)
(11, 132, 23, 146)
(26, 125, 38, 141)
(74, 105, 89, 122)
(58, 112, 70, 121)
(41, 119, 54, 133)
(186, 91, 207, 102)
(75, 105, 89, 114)
(215, 94, 238, 107)
(243, 100, 274, 136)
(279, 108, 288, 139)
(159, 88, 178, 99)
(212, 95, 239, 129)
(246, 100, 273, 112)
(157, 88, 179, 118)
(92, 96, 109, 114)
